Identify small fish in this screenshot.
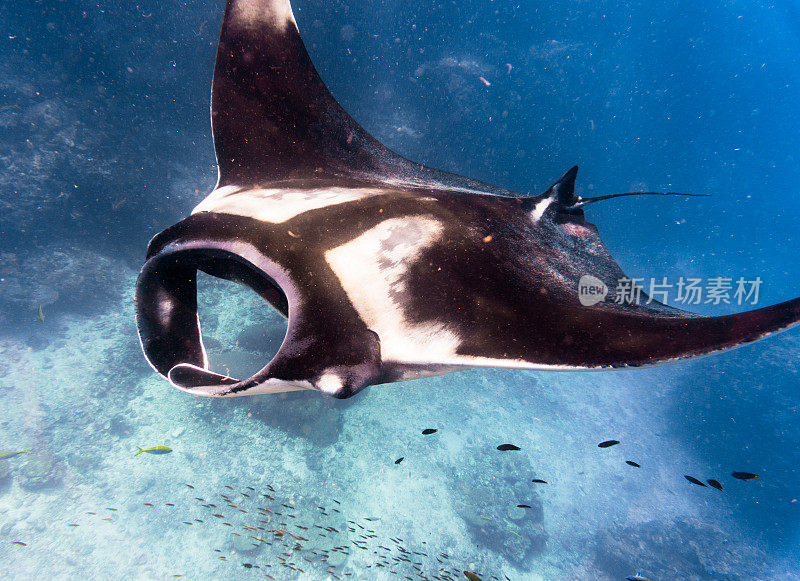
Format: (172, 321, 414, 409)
(134, 445, 172, 456)
(598, 440, 620, 448)
(531, 479, 547, 484)
(707, 479, 724, 491)
(143, 503, 154, 507)
(684, 475, 707, 487)
(626, 461, 641, 468)
(112, 198, 127, 210)
(422, 429, 437, 435)
(395, 457, 404, 464)
(516, 504, 531, 508)
(497, 444, 520, 451)
(37, 305, 44, 323)
(186, 484, 195, 489)
(0, 448, 29, 460)
(732, 471, 760, 481)
(478, 76, 491, 87)
(12, 541, 27, 546)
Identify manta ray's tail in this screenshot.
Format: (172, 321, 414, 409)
(572, 191, 711, 208)
(521, 165, 710, 212)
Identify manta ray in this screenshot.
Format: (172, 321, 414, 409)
(135, 0, 800, 399)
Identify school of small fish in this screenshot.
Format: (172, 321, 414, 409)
(5, 429, 763, 580)
(49, 479, 510, 581)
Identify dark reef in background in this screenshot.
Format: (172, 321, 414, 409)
(593, 519, 767, 580)
(449, 444, 547, 565)
(0, 1, 220, 264)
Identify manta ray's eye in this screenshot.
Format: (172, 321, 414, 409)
(196, 271, 289, 381)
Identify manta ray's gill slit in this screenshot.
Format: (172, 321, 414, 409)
(195, 270, 289, 381)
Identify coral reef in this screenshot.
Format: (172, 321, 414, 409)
(0, 244, 131, 326)
(450, 446, 547, 566)
(592, 519, 769, 581)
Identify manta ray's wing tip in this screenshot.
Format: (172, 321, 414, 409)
(167, 363, 240, 397)
(601, 294, 800, 369)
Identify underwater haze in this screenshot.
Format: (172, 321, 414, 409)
(2, 0, 800, 579)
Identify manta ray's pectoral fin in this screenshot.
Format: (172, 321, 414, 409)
(211, 0, 518, 196)
(440, 261, 800, 371)
(397, 165, 800, 372)
(505, 297, 800, 369)
(135, 214, 383, 398)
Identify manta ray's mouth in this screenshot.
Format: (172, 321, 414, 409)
(135, 238, 295, 396)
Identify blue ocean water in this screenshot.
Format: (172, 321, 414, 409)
(1, 0, 799, 579)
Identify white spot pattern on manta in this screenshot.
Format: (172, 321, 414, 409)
(229, 0, 297, 33)
(192, 185, 382, 223)
(324, 216, 594, 373)
(325, 216, 463, 365)
(529, 196, 553, 221)
(316, 373, 343, 395)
